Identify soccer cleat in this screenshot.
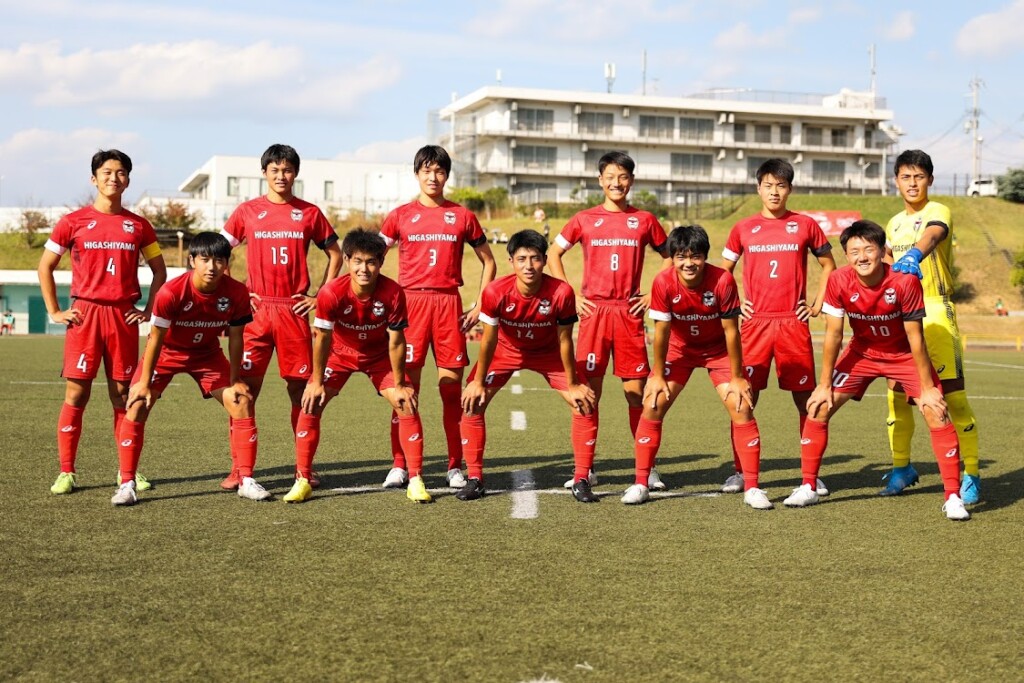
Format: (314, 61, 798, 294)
(309, 471, 321, 489)
(648, 468, 667, 491)
(118, 472, 153, 492)
(50, 471, 77, 495)
(960, 474, 981, 505)
(446, 468, 467, 489)
(571, 478, 600, 503)
(621, 484, 650, 505)
(942, 494, 971, 521)
(563, 469, 597, 489)
(406, 475, 433, 504)
(455, 478, 485, 501)
(878, 465, 920, 497)
(237, 477, 272, 501)
(220, 469, 240, 491)
(111, 480, 138, 506)
(815, 478, 830, 497)
(382, 467, 408, 489)
(783, 483, 820, 508)
(721, 472, 744, 493)
(743, 487, 774, 510)
(283, 477, 313, 503)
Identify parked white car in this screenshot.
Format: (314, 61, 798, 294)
(967, 178, 997, 197)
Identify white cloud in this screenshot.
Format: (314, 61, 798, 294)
(881, 11, 915, 41)
(788, 7, 822, 24)
(713, 22, 788, 50)
(464, 0, 694, 42)
(955, 0, 1024, 57)
(334, 136, 428, 165)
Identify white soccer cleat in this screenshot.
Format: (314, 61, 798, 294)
(648, 467, 667, 491)
(111, 480, 137, 506)
(816, 477, 830, 496)
(237, 477, 272, 501)
(446, 468, 467, 489)
(783, 483, 820, 508)
(621, 484, 650, 505)
(743, 487, 774, 510)
(721, 472, 744, 493)
(942, 494, 971, 521)
(563, 469, 597, 489)
(382, 467, 408, 489)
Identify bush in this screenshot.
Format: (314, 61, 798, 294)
(997, 169, 1024, 203)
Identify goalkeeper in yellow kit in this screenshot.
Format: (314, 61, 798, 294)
(883, 149, 980, 503)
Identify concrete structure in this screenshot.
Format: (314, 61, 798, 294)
(439, 86, 899, 206)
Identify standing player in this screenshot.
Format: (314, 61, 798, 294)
(881, 150, 981, 503)
(41, 149, 167, 495)
(219, 144, 342, 490)
(111, 232, 265, 505)
(549, 151, 668, 489)
(294, 229, 430, 504)
(379, 145, 496, 490)
(721, 158, 835, 495)
(623, 225, 768, 509)
(782, 220, 969, 521)
(458, 230, 597, 502)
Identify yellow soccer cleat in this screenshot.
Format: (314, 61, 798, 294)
(406, 475, 433, 504)
(118, 472, 153, 492)
(283, 477, 313, 503)
(50, 471, 77, 495)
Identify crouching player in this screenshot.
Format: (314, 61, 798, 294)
(296, 229, 430, 504)
(112, 232, 265, 506)
(458, 229, 597, 502)
(624, 225, 767, 508)
(783, 220, 969, 521)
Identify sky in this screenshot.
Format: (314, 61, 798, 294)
(1, 0, 1022, 206)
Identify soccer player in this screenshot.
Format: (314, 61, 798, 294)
(378, 145, 496, 490)
(548, 151, 668, 490)
(721, 158, 835, 495)
(40, 149, 167, 495)
(881, 150, 981, 503)
(623, 225, 768, 509)
(295, 228, 430, 504)
(458, 229, 597, 502)
(782, 220, 969, 521)
(219, 144, 342, 490)
(111, 232, 265, 505)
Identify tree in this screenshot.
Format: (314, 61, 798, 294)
(997, 168, 1024, 203)
(138, 200, 204, 232)
(19, 209, 50, 247)
(1012, 247, 1024, 294)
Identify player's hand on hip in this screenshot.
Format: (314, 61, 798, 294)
(892, 247, 924, 279)
(460, 304, 481, 333)
(795, 299, 811, 322)
(740, 299, 754, 321)
(248, 292, 262, 313)
(577, 296, 596, 318)
(628, 293, 651, 317)
(291, 294, 316, 316)
(51, 308, 83, 326)
(124, 307, 149, 325)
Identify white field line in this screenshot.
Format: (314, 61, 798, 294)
(510, 410, 527, 430)
(965, 360, 1024, 371)
(512, 371, 521, 377)
(510, 384, 523, 394)
(510, 469, 538, 519)
(330, 485, 722, 500)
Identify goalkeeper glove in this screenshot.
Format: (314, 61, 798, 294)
(892, 247, 923, 279)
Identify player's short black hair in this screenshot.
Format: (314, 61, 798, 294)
(667, 224, 711, 259)
(840, 220, 887, 251)
(756, 158, 794, 185)
(507, 229, 548, 257)
(598, 151, 635, 175)
(341, 228, 387, 261)
(189, 231, 232, 260)
(413, 145, 452, 174)
(261, 144, 301, 173)
(91, 149, 133, 176)
(893, 149, 933, 178)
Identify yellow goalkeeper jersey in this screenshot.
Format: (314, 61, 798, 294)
(886, 200, 955, 300)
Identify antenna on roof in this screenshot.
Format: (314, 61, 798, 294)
(604, 62, 616, 94)
(496, 69, 502, 85)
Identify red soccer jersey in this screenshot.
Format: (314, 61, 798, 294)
(722, 211, 832, 314)
(380, 200, 487, 290)
(221, 197, 338, 298)
(556, 205, 667, 301)
(46, 206, 160, 304)
(821, 264, 926, 360)
(150, 272, 253, 353)
(313, 274, 409, 366)
(478, 274, 577, 354)
(648, 264, 742, 360)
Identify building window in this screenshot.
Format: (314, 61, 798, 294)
(639, 115, 674, 139)
(294, 180, 304, 198)
(670, 153, 713, 177)
(754, 124, 771, 143)
(579, 112, 613, 135)
(831, 128, 848, 147)
(259, 179, 267, 196)
(513, 145, 557, 169)
(865, 162, 880, 179)
(679, 117, 714, 141)
(324, 180, 334, 201)
(517, 108, 554, 132)
(733, 124, 747, 143)
(812, 160, 845, 184)
(780, 124, 792, 144)
(747, 156, 771, 179)
(805, 127, 823, 146)
(227, 176, 240, 197)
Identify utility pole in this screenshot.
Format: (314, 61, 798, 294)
(967, 76, 984, 182)
(604, 62, 616, 94)
(868, 44, 876, 98)
(641, 50, 647, 96)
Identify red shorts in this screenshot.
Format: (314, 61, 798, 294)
(832, 348, 941, 401)
(576, 302, 649, 379)
(62, 299, 140, 381)
(405, 290, 469, 370)
(133, 347, 231, 399)
(322, 352, 406, 393)
(740, 315, 815, 392)
(467, 347, 581, 392)
(242, 298, 312, 380)
(660, 350, 733, 387)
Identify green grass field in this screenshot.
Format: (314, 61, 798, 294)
(1, 336, 1022, 682)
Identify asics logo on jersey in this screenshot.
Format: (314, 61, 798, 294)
(752, 225, 762, 233)
(343, 305, 353, 315)
(786, 221, 799, 234)
(444, 211, 456, 225)
(392, 416, 400, 424)
(799, 375, 809, 385)
(673, 294, 682, 303)
(60, 425, 76, 433)
(505, 303, 516, 312)
(86, 220, 97, 230)
(183, 301, 194, 312)
(936, 365, 946, 374)
(297, 431, 309, 438)
(457, 354, 464, 361)
(408, 433, 422, 442)
(217, 297, 230, 312)
(298, 365, 308, 374)
(461, 438, 469, 445)
(626, 216, 639, 229)
(594, 218, 604, 227)
(122, 220, 135, 233)
(849, 293, 860, 302)
(411, 214, 421, 223)
(884, 288, 897, 305)
(121, 439, 133, 447)
(945, 448, 958, 458)
(747, 439, 760, 447)
(125, 366, 133, 374)
(290, 209, 303, 222)
(638, 437, 652, 444)
(635, 364, 646, 372)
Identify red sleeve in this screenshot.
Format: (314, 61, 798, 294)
(222, 206, 246, 244)
(650, 271, 671, 313)
(558, 214, 582, 246)
(229, 282, 253, 326)
(316, 284, 339, 321)
(152, 283, 178, 322)
(901, 275, 926, 321)
(380, 208, 400, 242)
(388, 285, 409, 331)
(647, 216, 668, 251)
(718, 272, 741, 318)
(464, 210, 487, 248)
(50, 215, 73, 249)
(479, 281, 501, 320)
(823, 270, 843, 310)
(723, 225, 742, 258)
(139, 218, 159, 249)
(808, 220, 832, 257)
(312, 209, 338, 250)
(554, 282, 578, 326)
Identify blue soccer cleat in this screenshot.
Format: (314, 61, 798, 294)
(959, 474, 981, 505)
(878, 464, 919, 496)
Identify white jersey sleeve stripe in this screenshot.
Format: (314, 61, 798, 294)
(721, 247, 740, 262)
(218, 229, 240, 248)
(821, 302, 844, 318)
(381, 234, 396, 248)
(648, 309, 672, 322)
(554, 234, 573, 251)
(479, 312, 499, 327)
(44, 239, 67, 256)
(313, 317, 334, 330)
(151, 315, 172, 329)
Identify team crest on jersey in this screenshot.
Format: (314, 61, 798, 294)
(444, 211, 456, 225)
(343, 304, 353, 315)
(538, 299, 551, 316)
(411, 214, 421, 223)
(626, 216, 639, 229)
(594, 218, 604, 227)
(702, 291, 716, 307)
(290, 209, 303, 222)
(257, 210, 268, 220)
(752, 225, 762, 233)
(786, 221, 799, 234)
(217, 297, 230, 312)
(183, 301, 194, 312)
(372, 301, 385, 317)
(122, 220, 135, 233)
(850, 293, 860, 303)
(884, 288, 897, 305)
(86, 220, 97, 230)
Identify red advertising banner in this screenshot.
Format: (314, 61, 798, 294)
(798, 210, 862, 236)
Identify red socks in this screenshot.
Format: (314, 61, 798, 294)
(930, 422, 962, 499)
(800, 419, 829, 487)
(117, 419, 145, 483)
(439, 382, 464, 471)
(389, 411, 406, 469)
(231, 417, 258, 478)
(633, 417, 662, 486)
(733, 419, 762, 490)
(571, 409, 599, 482)
(628, 406, 642, 438)
(57, 403, 85, 473)
(290, 405, 300, 436)
(729, 424, 742, 474)
(397, 414, 425, 477)
(294, 413, 321, 479)
(460, 413, 486, 481)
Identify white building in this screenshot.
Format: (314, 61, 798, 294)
(439, 86, 899, 206)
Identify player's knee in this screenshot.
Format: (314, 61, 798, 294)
(64, 381, 92, 406)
